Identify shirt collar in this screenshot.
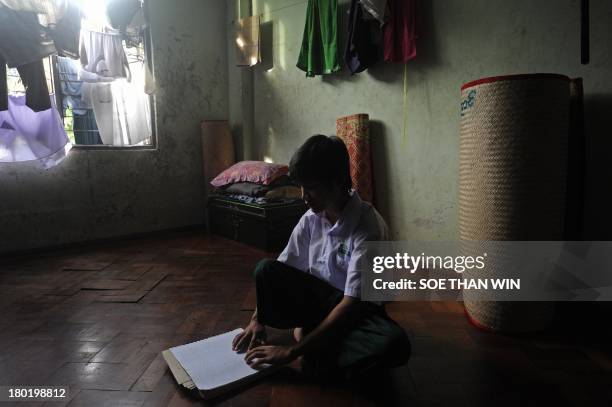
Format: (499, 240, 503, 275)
(317, 190, 362, 234)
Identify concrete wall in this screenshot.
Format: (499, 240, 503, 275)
(3, 0, 609, 253)
(228, 0, 612, 240)
(227, 0, 255, 163)
(0, 0, 228, 253)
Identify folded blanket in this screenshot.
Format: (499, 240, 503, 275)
(224, 182, 269, 197)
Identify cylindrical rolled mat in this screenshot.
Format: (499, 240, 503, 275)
(459, 74, 571, 332)
(201, 120, 235, 194)
(336, 113, 374, 203)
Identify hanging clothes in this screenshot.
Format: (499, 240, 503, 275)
(0, 2, 81, 112)
(345, 0, 378, 75)
(296, 0, 341, 77)
(360, 0, 387, 25)
(80, 29, 131, 80)
(50, 1, 82, 59)
(383, 0, 417, 63)
(81, 64, 150, 146)
(143, 59, 156, 94)
(106, 0, 141, 32)
(111, 77, 151, 145)
(0, 5, 52, 111)
(0, 94, 71, 168)
(12, 60, 50, 112)
(57, 56, 90, 115)
(73, 109, 102, 145)
(0, 0, 67, 25)
(0, 55, 50, 112)
(0, 5, 56, 67)
(0, 59, 5, 111)
(0, 1, 81, 61)
(80, 82, 113, 145)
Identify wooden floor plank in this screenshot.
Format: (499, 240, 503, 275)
(1, 231, 610, 406)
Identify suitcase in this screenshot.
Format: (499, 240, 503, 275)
(207, 195, 308, 252)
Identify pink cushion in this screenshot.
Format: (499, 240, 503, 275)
(211, 161, 289, 187)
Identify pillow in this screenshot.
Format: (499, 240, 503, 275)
(211, 161, 289, 187)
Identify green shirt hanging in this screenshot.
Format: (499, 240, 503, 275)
(296, 0, 341, 77)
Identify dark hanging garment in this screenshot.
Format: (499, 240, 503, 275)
(0, 6, 56, 67)
(0, 55, 7, 111)
(0, 3, 77, 111)
(0, 57, 50, 112)
(15, 60, 51, 112)
(74, 110, 102, 145)
(384, 0, 417, 63)
(51, 2, 82, 59)
(361, 0, 388, 25)
(106, 0, 142, 32)
(345, 0, 378, 74)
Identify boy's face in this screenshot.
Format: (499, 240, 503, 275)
(300, 181, 340, 213)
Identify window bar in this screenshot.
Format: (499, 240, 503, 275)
(51, 55, 63, 115)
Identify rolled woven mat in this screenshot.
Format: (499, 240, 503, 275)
(336, 113, 374, 203)
(459, 74, 571, 333)
(201, 120, 236, 194)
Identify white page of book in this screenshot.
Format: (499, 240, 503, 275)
(169, 328, 263, 391)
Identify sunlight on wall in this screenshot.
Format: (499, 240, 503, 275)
(278, 19, 286, 70)
(252, 0, 259, 18)
(266, 123, 278, 158)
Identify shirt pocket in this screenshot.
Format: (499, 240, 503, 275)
(333, 242, 351, 270)
(97, 83, 112, 103)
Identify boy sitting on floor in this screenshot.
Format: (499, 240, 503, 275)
(232, 134, 410, 378)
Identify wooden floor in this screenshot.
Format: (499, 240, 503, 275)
(1, 231, 611, 407)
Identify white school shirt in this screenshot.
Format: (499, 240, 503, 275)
(277, 191, 388, 298)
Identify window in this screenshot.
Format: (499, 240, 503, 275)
(2, 0, 155, 148)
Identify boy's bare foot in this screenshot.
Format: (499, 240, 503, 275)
(293, 327, 303, 342)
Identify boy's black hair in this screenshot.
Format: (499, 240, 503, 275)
(289, 134, 352, 191)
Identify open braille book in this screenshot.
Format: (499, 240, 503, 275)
(162, 328, 274, 399)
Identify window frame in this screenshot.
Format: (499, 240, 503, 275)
(2, 1, 158, 151)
